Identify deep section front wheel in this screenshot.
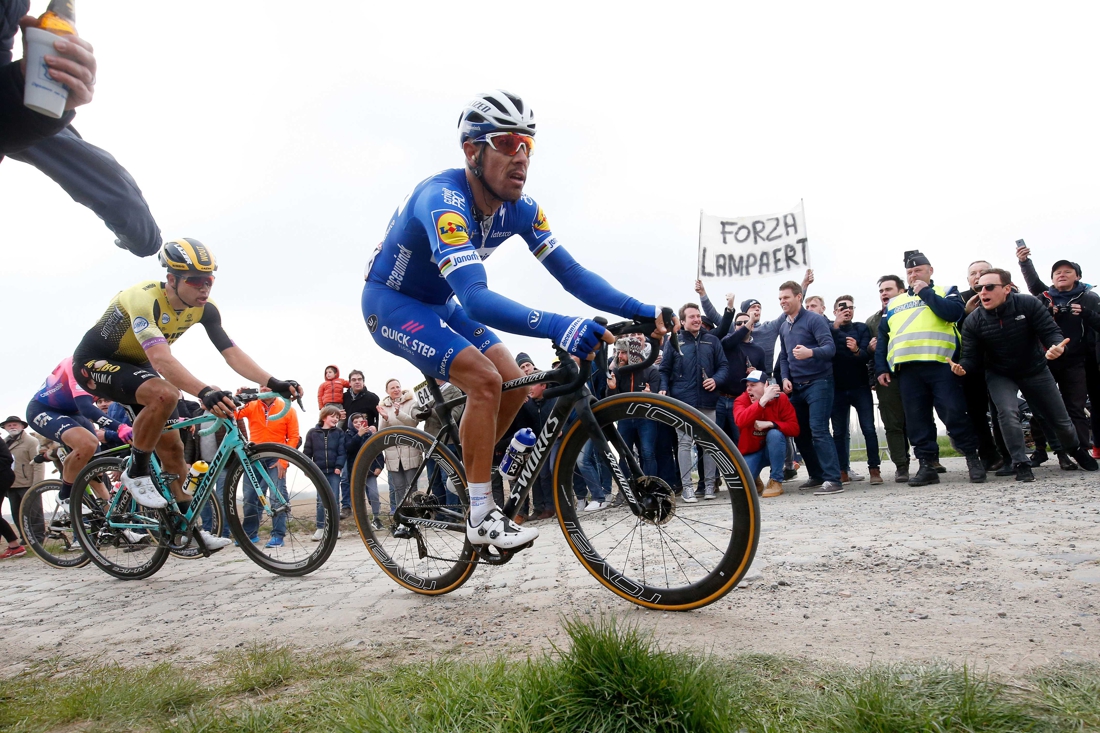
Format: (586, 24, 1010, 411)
(351, 427, 476, 595)
(553, 393, 759, 611)
(70, 456, 171, 580)
(223, 443, 338, 576)
(19, 479, 90, 569)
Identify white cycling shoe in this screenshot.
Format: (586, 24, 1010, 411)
(198, 530, 233, 550)
(120, 470, 167, 509)
(466, 508, 539, 550)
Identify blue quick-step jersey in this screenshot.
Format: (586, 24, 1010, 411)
(364, 168, 654, 343)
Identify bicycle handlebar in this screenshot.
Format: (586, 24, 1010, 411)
(196, 389, 297, 436)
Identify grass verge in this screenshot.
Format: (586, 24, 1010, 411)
(0, 617, 1096, 732)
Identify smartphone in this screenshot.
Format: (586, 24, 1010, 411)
(1015, 239, 1026, 249)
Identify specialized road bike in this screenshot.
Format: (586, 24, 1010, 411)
(68, 391, 339, 580)
(351, 313, 761, 611)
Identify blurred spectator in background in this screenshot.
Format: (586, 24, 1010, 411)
(377, 379, 423, 514)
(867, 275, 912, 482)
(3, 414, 42, 543)
(316, 365, 348, 410)
(303, 405, 345, 542)
(660, 302, 728, 502)
(1017, 244, 1100, 461)
(734, 370, 799, 498)
(828, 296, 880, 485)
(237, 387, 299, 547)
(777, 281, 843, 496)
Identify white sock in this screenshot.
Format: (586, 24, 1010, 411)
(468, 481, 494, 525)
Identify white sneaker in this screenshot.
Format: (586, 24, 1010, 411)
(467, 508, 539, 549)
(584, 500, 607, 512)
(682, 493, 698, 504)
(199, 530, 232, 550)
(703, 491, 716, 500)
(121, 470, 167, 509)
(311, 529, 324, 542)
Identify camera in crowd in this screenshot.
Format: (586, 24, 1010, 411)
(1051, 304, 1073, 316)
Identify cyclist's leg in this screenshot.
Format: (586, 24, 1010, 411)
(26, 403, 105, 501)
(153, 429, 189, 502)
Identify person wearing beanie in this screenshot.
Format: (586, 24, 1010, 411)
(1016, 242, 1100, 461)
(515, 352, 536, 374)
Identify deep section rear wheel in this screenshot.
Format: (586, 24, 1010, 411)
(553, 393, 759, 611)
(351, 427, 476, 595)
(70, 456, 171, 580)
(19, 479, 90, 569)
(223, 443, 338, 576)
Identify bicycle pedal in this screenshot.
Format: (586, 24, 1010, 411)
(392, 524, 415, 540)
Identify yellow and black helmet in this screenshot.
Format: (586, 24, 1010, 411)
(159, 238, 217, 275)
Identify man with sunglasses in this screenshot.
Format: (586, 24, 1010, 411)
(72, 239, 302, 527)
(363, 90, 671, 550)
(952, 268, 1098, 478)
(829, 296, 880, 485)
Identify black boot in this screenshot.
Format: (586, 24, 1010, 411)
(1029, 448, 1048, 467)
(908, 460, 940, 487)
(1015, 462, 1035, 482)
(894, 465, 910, 483)
(965, 453, 987, 483)
(1072, 446, 1099, 471)
(1056, 451, 1078, 471)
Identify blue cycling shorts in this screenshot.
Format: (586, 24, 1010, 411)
(26, 400, 96, 444)
(362, 282, 501, 380)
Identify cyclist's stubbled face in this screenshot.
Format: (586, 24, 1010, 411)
(472, 141, 528, 203)
(172, 274, 212, 305)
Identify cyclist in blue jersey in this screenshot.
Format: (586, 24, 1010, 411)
(363, 90, 674, 550)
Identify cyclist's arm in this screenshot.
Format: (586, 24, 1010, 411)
(535, 244, 654, 320)
(144, 342, 209, 396)
(73, 395, 121, 431)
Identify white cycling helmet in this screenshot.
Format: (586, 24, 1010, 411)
(457, 90, 536, 145)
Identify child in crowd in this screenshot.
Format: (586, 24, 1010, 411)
(316, 365, 348, 410)
(303, 405, 346, 541)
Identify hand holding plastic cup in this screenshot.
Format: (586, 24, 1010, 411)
(23, 26, 71, 118)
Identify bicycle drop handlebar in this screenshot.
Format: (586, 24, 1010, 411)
(540, 307, 678, 398)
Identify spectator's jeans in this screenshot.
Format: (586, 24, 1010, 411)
(200, 471, 229, 537)
(3, 487, 29, 543)
(831, 385, 881, 471)
(986, 368, 1080, 465)
(243, 459, 288, 539)
(874, 378, 910, 469)
(714, 394, 740, 447)
(364, 473, 381, 517)
(963, 369, 1007, 464)
(896, 361, 978, 460)
(338, 458, 352, 511)
(427, 448, 460, 507)
(789, 378, 841, 483)
(533, 457, 555, 514)
(317, 471, 340, 529)
(387, 466, 419, 514)
(744, 428, 788, 484)
(677, 408, 717, 497)
(575, 441, 611, 503)
(1048, 360, 1091, 450)
(617, 418, 658, 477)
(655, 423, 679, 489)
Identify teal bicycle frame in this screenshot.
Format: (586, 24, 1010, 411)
(104, 397, 294, 541)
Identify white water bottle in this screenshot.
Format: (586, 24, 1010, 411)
(499, 428, 537, 480)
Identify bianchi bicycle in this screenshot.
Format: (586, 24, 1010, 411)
(351, 313, 761, 611)
(68, 391, 339, 580)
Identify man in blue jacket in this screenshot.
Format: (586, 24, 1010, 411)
(777, 280, 844, 495)
(659, 303, 729, 502)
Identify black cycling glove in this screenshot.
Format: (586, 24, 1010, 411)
(198, 386, 233, 411)
(267, 377, 300, 395)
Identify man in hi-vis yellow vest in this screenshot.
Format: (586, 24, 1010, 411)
(874, 250, 985, 487)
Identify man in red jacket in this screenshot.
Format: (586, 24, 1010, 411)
(733, 370, 800, 498)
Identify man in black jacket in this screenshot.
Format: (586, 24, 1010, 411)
(960, 259, 1011, 472)
(829, 295, 880, 484)
(953, 268, 1098, 480)
(1016, 245, 1100, 460)
(659, 303, 729, 502)
(712, 299, 766, 447)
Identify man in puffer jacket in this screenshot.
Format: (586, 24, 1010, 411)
(658, 303, 729, 502)
(955, 268, 1098, 480)
(303, 405, 346, 540)
(316, 365, 348, 410)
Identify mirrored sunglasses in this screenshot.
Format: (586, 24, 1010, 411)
(476, 131, 535, 157)
(184, 275, 215, 288)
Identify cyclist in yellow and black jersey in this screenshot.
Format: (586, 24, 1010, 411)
(72, 238, 301, 517)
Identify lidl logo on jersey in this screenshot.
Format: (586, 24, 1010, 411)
(534, 207, 550, 233)
(434, 210, 470, 248)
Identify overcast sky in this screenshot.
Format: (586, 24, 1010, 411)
(3, 0, 1098, 429)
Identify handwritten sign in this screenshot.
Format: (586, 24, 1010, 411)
(697, 202, 809, 281)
